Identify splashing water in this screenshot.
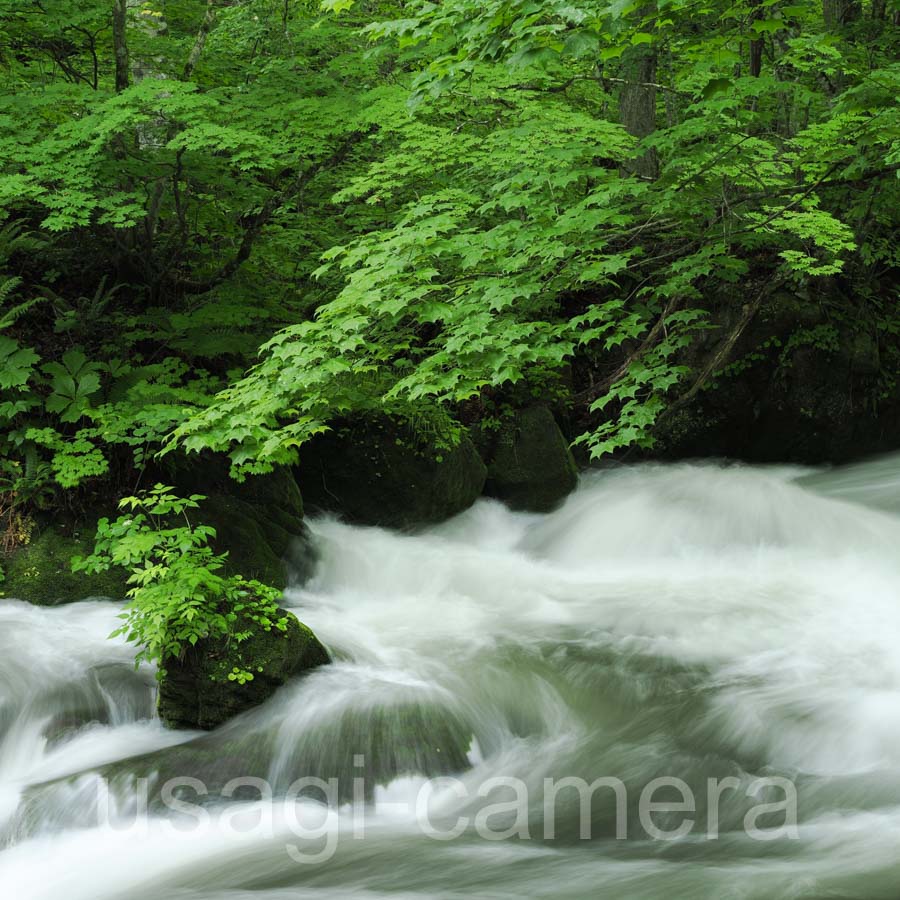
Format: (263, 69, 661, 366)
(3, 459, 900, 898)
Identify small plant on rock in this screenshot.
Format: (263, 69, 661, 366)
(73, 484, 287, 676)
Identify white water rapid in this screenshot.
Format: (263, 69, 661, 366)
(4, 459, 900, 899)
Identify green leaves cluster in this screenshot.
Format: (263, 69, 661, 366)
(73, 485, 286, 674)
(1, 0, 898, 485)
(172, 0, 898, 466)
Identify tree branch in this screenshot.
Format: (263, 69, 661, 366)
(174, 129, 374, 294)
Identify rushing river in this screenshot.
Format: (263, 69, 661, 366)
(4, 459, 900, 899)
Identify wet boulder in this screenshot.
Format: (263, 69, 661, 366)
(157, 608, 329, 730)
(200, 475, 308, 591)
(476, 406, 578, 512)
(295, 414, 486, 528)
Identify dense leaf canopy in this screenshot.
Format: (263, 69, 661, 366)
(0, 0, 897, 495)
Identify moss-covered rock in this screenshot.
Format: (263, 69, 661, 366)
(296, 414, 487, 528)
(2, 462, 309, 607)
(157, 608, 329, 730)
(476, 406, 578, 512)
(1, 526, 128, 605)
(0, 455, 314, 605)
(170, 460, 308, 589)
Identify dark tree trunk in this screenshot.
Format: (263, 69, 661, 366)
(823, 0, 861, 27)
(748, 0, 763, 77)
(619, 43, 659, 179)
(749, 36, 763, 77)
(112, 0, 129, 92)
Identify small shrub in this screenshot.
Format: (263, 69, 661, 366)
(73, 484, 287, 676)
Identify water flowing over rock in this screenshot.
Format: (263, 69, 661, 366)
(7, 460, 900, 897)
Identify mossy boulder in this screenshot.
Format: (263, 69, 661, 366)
(296, 414, 487, 528)
(1, 526, 128, 605)
(476, 406, 578, 512)
(2, 462, 309, 607)
(169, 460, 308, 589)
(157, 608, 330, 730)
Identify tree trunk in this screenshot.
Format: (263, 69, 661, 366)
(112, 0, 129, 92)
(619, 43, 659, 179)
(822, 0, 860, 95)
(748, 0, 763, 77)
(823, 0, 861, 27)
(749, 37, 763, 77)
(749, 0, 764, 78)
(182, 1, 217, 82)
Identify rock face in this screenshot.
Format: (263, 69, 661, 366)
(476, 406, 578, 512)
(652, 284, 900, 464)
(157, 608, 329, 730)
(1, 462, 309, 606)
(1, 527, 128, 605)
(296, 414, 487, 528)
(202, 472, 309, 590)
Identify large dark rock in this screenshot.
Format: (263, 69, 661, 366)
(1, 525, 128, 605)
(157, 608, 329, 730)
(476, 406, 578, 512)
(296, 414, 487, 528)
(171, 459, 308, 589)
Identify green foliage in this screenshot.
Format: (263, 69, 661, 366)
(0, 0, 897, 491)
(779, 324, 842, 366)
(174, 0, 898, 466)
(43, 349, 102, 422)
(575, 310, 704, 458)
(73, 485, 286, 674)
